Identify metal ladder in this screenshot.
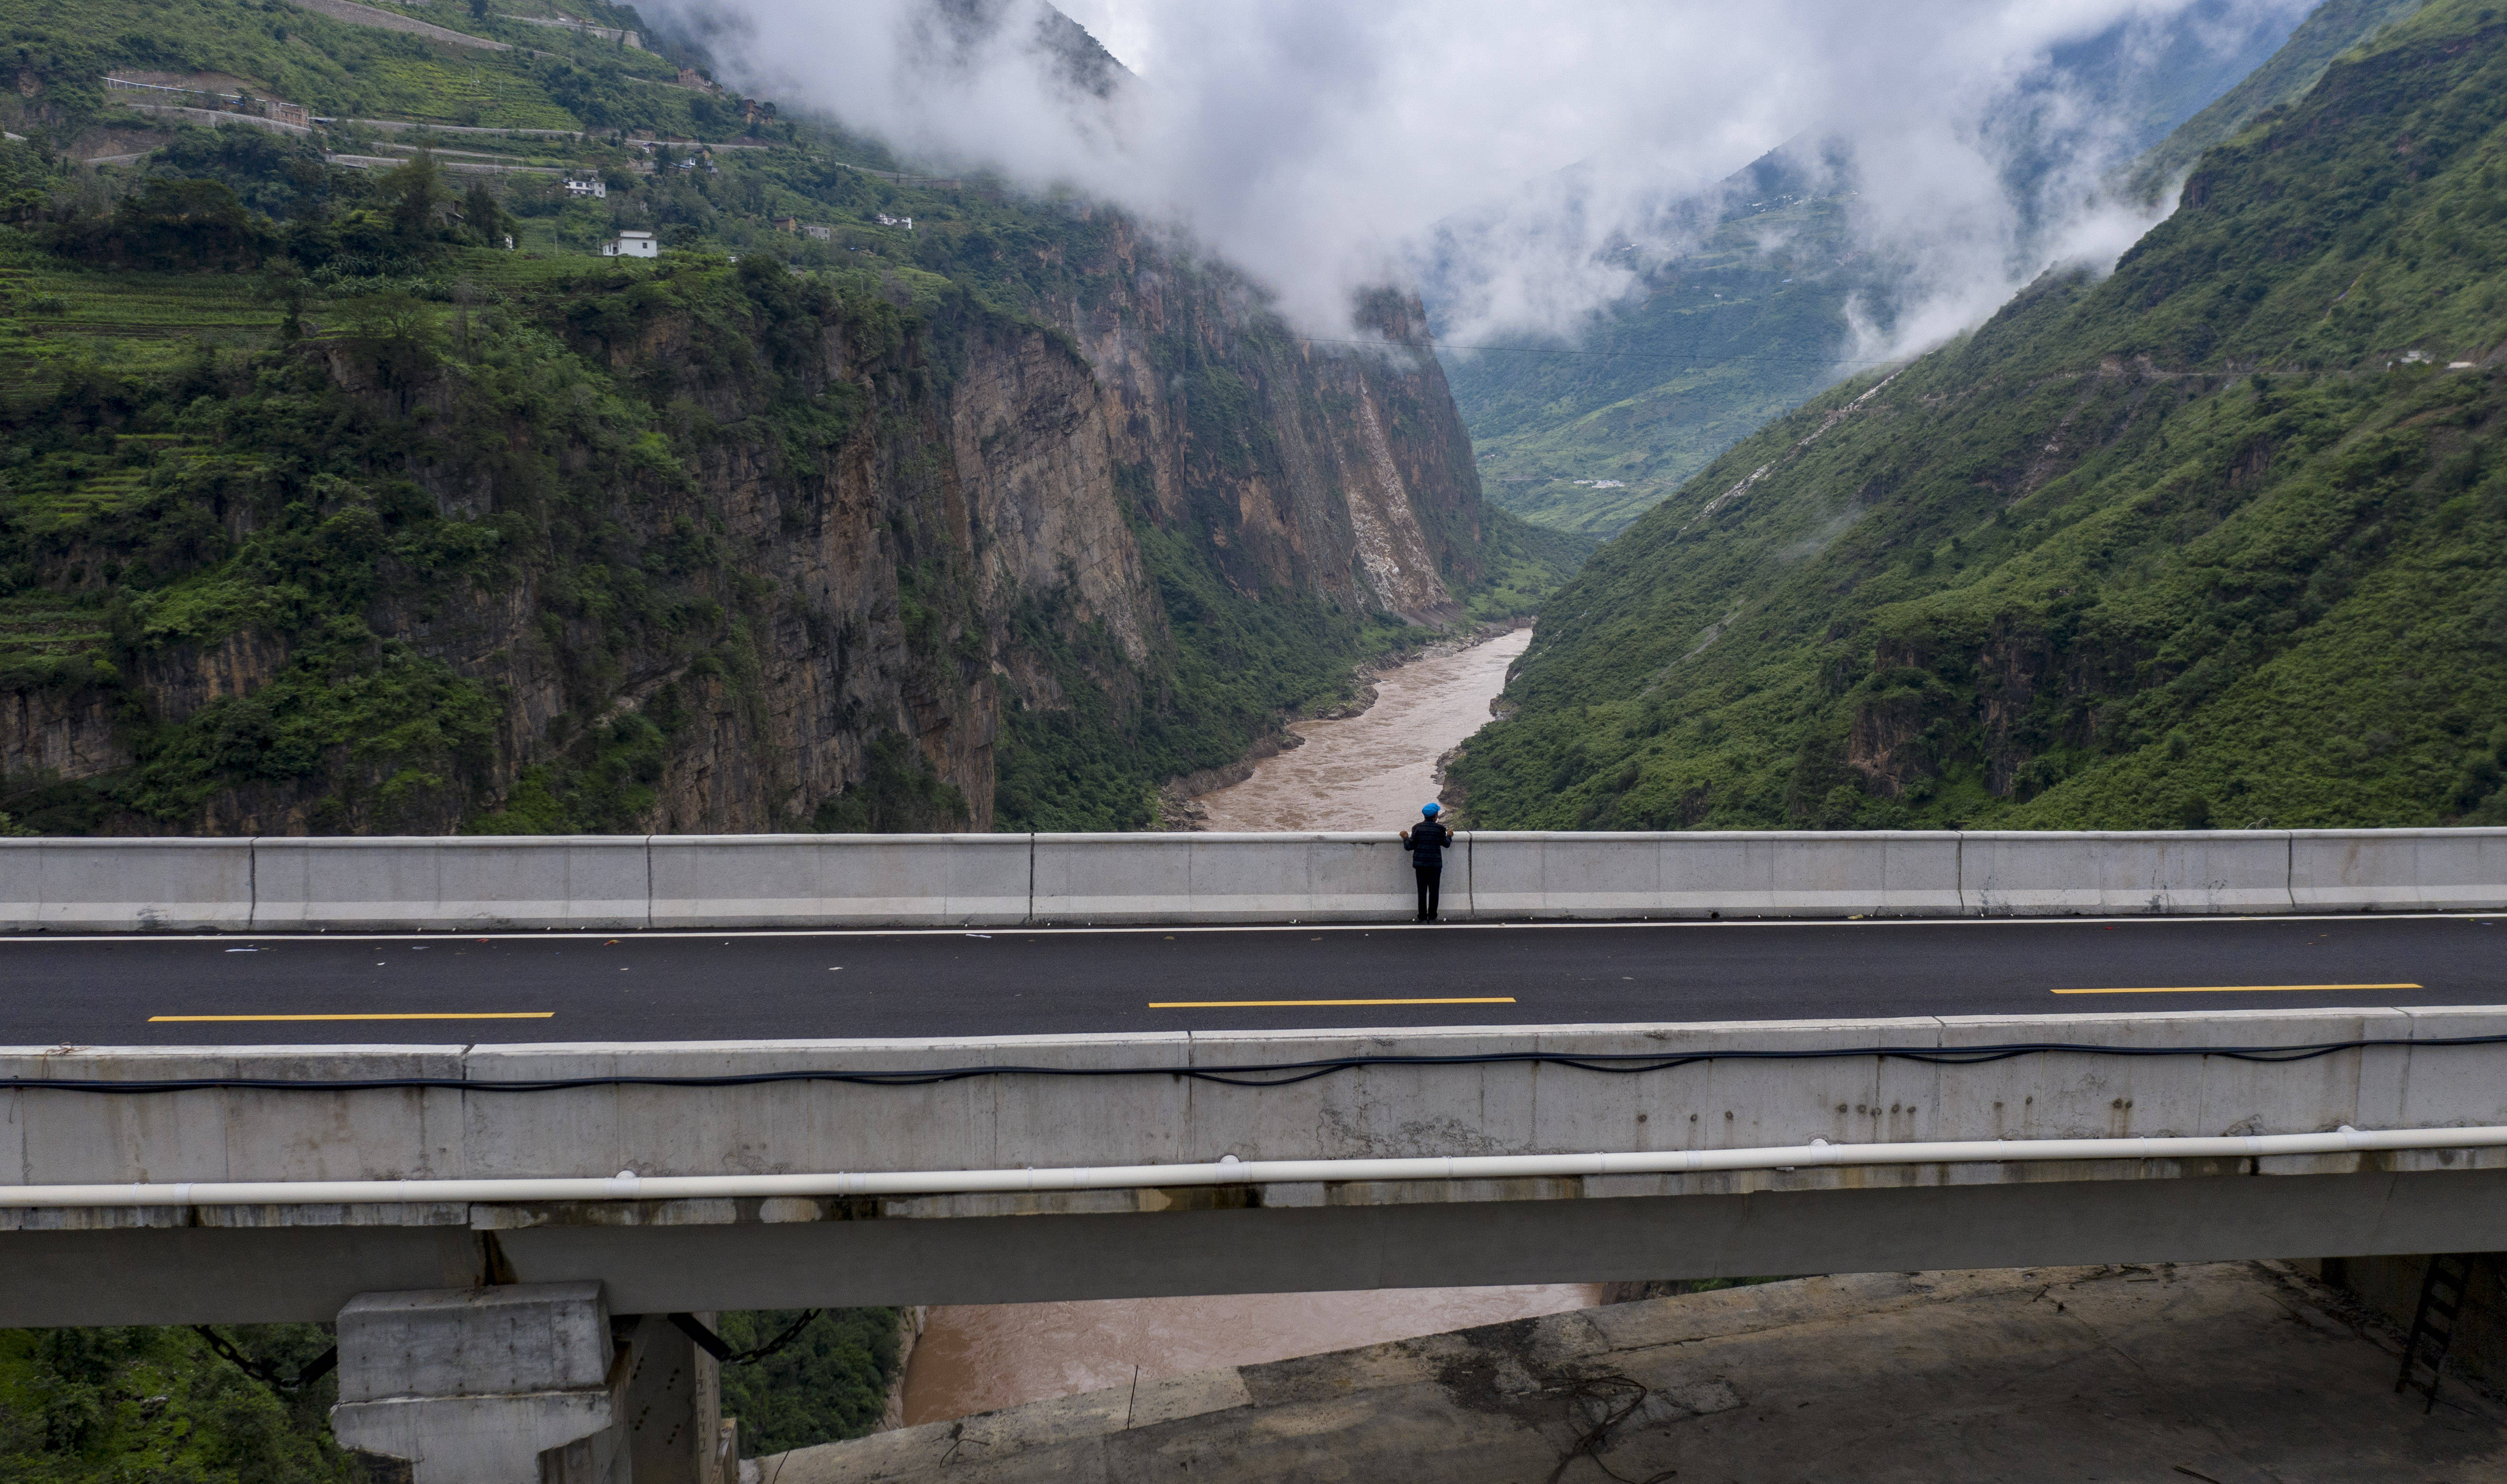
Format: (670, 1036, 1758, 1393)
(2396, 1254, 2481, 1412)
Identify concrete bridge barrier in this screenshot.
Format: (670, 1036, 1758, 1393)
(648, 834, 1029, 927)
(251, 836, 650, 931)
(2290, 828, 2507, 913)
(0, 838, 255, 931)
(1467, 831, 1963, 918)
(2, 827, 2503, 931)
(1030, 832, 1414, 922)
(1960, 829, 2296, 916)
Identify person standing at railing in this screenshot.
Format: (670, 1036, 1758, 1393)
(1400, 802, 1453, 923)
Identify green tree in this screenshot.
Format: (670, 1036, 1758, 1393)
(380, 151, 449, 247)
(461, 179, 515, 247)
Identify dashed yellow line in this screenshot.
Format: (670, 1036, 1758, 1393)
(1150, 997, 1516, 1008)
(2049, 984, 2420, 996)
(150, 1012, 557, 1022)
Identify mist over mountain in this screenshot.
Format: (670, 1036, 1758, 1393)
(1436, 0, 2440, 535)
(655, 1, 2461, 543)
(652, 1, 2335, 347)
(1431, 0, 2307, 346)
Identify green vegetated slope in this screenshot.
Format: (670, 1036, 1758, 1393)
(0, 0, 1563, 837)
(0, 1323, 362, 1481)
(1450, 0, 2507, 833)
(2128, 0, 2433, 197)
(1445, 0, 2432, 538)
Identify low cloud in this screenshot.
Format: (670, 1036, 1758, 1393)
(658, 0, 2309, 350)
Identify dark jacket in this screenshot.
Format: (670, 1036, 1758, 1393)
(1401, 820, 1452, 869)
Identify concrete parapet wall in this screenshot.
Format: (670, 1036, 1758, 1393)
(1469, 831, 1962, 918)
(0, 838, 255, 931)
(1030, 832, 1413, 922)
(648, 834, 1029, 927)
(253, 837, 650, 931)
(1961, 830, 2296, 916)
(11, 1008, 2507, 1322)
(2, 828, 2503, 932)
(110, 101, 315, 136)
(2291, 829, 2507, 912)
(8, 1007, 2506, 1193)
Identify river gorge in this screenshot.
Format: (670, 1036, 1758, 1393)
(898, 625, 1604, 1425)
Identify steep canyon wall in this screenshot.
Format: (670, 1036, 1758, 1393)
(0, 223, 1499, 836)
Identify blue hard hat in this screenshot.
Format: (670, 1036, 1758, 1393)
(1422, 802, 1441, 816)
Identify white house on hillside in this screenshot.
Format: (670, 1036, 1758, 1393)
(602, 230, 659, 259)
(565, 177, 607, 199)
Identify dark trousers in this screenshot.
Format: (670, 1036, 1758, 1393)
(1414, 865, 1442, 921)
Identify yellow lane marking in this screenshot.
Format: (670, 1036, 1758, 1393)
(149, 1012, 557, 1022)
(2050, 984, 2421, 996)
(1150, 997, 1516, 1008)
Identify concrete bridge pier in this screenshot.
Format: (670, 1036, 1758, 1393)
(619, 1312, 733, 1483)
(329, 1281, 638, 1483)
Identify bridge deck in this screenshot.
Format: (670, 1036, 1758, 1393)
(5, 911, 2498, 1046)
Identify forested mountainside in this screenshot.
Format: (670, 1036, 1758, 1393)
(1441, 0, 2428, 538)
(1449, 0, 2507, 833)
(0, 0, 1579, 837)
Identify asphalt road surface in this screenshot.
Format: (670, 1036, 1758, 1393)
(1, 912, 2500, 1046)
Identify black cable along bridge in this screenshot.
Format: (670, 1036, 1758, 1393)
(12, 1032, 2507, 1094)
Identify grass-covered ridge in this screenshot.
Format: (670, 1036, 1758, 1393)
(1449, 0, 2507, 833)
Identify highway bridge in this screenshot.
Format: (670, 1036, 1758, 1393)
(4, 828, 2504, 1482)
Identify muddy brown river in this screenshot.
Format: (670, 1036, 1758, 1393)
(899, 626, 1607, 1426)
(1196, 626, 1531, 831)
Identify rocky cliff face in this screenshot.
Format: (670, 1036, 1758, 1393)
(0, 226, 1498, 837)
(1043, 229, 1487, 624)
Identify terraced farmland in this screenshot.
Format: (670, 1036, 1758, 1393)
(6, 435, 234, 533)
(0, 596, 111, 663)
(0, 259, 286, 388)
(344, 56, 582, 130)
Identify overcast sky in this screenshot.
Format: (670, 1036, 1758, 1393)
(666, 0, 2313, 349)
